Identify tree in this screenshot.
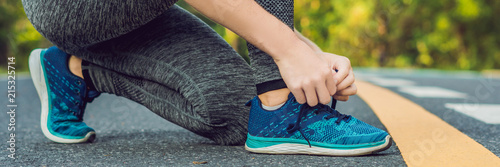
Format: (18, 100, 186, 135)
(1, 0, 498, 71)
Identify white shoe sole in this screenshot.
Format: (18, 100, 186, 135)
(245, 135, 392, 156)
(29, 49, 95, 144)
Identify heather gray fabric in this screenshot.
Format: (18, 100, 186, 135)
(79, 6, 256, 145)
(22, 0, 178, 53)
(248, 0, 294, 85)
(23, 1, 294, 145)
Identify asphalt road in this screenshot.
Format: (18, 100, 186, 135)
(1, 68, 499, 166)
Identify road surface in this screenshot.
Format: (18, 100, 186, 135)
(1, 68, 499, 166)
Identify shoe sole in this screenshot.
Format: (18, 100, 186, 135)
(29, 49, 96, 144)
(245, 135, 392, 156)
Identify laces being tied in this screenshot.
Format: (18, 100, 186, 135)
(69, 83, 101, 120)
(286, 101, 352, 147)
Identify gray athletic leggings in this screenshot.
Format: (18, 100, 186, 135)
(23, 0, 293, 145)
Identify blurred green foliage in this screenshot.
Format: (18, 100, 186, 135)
(293, 0, 500, 70)
(0, 0, 50, 71)
(1, 0, 499, 71)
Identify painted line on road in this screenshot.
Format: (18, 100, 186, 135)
(362, 77, 416, 87)
(445, 103, 500, 124)
(482, 69, 500, 79)
(398, 86, 467, 98)
(356, 81, 500, 167)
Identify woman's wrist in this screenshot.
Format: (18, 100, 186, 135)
(270, 37, 316, 63)
(294, 28, 323, 54)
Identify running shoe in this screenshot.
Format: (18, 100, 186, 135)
(245, 93, 392, 156)
(29, 47, 100, 143)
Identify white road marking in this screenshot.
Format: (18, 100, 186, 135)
(398, 86, 467, 98)
(362, 77, 416, 87)
(445, 103, 500, 124)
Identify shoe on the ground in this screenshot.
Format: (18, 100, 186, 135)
(245, 93, 392, 156)
(29, 47, 100, 143)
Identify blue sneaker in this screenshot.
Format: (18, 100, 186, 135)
(245, 93, 392, 156)
(29, 47, 100, 143)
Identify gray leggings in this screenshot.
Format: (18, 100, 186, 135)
(23, 1, 293, 145)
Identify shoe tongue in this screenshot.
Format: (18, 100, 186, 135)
(87, 90, 100, 98)
(85, 90, 101, 102)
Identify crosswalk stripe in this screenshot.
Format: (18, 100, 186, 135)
(398, 86, 467, 98)
(363, 77, 416, 87)
(445, 103, 500, 124)
(356, 81, 500, 167)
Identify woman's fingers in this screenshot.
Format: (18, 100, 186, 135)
(335, 84, 357, 96)
(289, 85, 306, 104)
(333, 95, 349, 101)
(303, 82, 318, 106)
(334, 84, 357, 101)
(326, 71, 337, 96)
(316, 83, 332, 105)
(336, 68, 355, 91)
(331, 56, 351, 86)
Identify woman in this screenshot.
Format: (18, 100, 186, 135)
(23, 0, 391, 156)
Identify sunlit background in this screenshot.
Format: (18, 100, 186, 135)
(1, 0, 499, 72)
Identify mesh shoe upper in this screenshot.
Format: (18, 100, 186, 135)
(247, 93, 388, 146)
(42, 46, 100, 137)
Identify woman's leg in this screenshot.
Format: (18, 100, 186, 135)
(74, 5, 256, 145)
(247, 0, 337, 107)
(22, 0, 178, 53)
(23, 0, 181, 144)
(247, 0, 294, 94)
(78, 6, 256, 145)
(242, 0, 392, 156)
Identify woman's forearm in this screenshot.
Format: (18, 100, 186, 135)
(294, 28, 322, 53)
(184, 0, 312, 61)
(185, 0, 342, 106)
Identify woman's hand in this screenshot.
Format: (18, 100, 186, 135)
(294, 29, 356, 101)
(275, 42, 337, 106)
(318, 52, 357, 101)
(184, 0, 356, 103)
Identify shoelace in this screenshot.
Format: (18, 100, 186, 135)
(67, 82, 100, 120)
(286, 102, 352, 147)
(75, 89, 101, 119)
